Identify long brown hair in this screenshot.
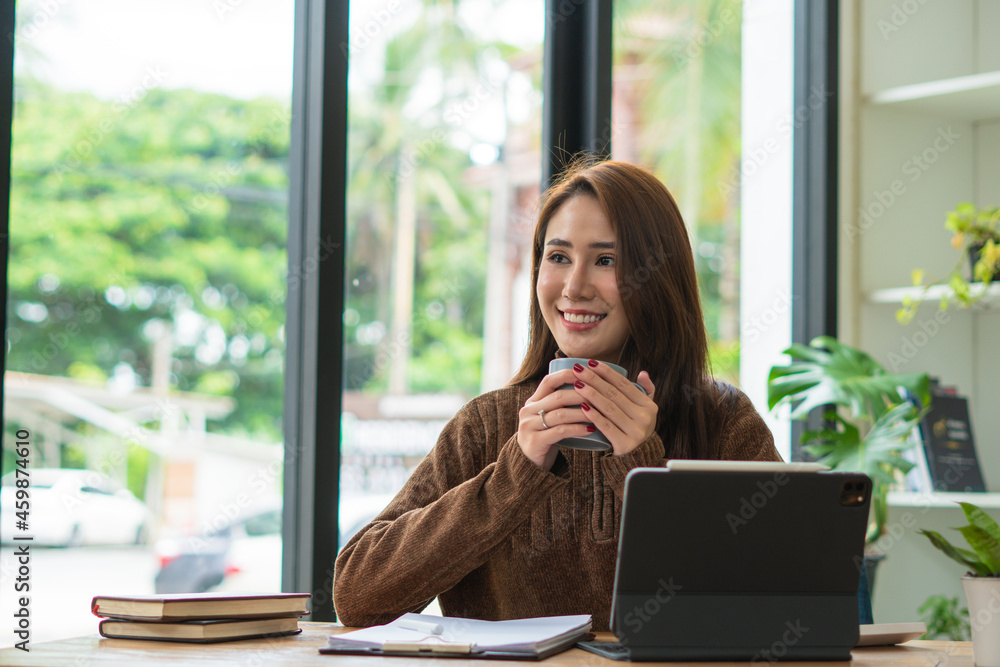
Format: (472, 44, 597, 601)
(509, 159, 715, 459)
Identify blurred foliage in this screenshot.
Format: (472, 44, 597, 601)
(615, 0, 742, 345)
(342, 2, 507, 396)
(7, 80, 290, 441)
(707, 339, 740, 386)
(918, 594, 970, 641)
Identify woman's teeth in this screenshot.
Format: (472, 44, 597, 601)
(563, 312, 606, 324)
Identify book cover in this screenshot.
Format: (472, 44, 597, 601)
(98, 617, 301, 643)
(919, 394, 987, 493)
(897, 385, 933, 494)
(91, 591, 310, 621)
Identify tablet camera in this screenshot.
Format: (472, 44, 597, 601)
(839, 479, 869, 506)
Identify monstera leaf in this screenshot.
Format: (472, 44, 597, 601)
(802, 403, 922, 486)
(768, 336, 930, 421)
(767, 336, 932, 543)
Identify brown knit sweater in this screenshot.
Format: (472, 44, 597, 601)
(333, 379, 780, 630)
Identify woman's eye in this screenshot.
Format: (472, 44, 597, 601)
(598, 256, 615, 266)
(547, 252, 568, 264)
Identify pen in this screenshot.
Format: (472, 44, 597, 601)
(397, 618, 444, 635)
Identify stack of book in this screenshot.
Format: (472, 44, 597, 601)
(91, 592, 311, 643)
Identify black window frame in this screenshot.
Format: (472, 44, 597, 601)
(282, 0, 349, 620)
(791, 0, 839, 460)
(0, 4, 13, 444)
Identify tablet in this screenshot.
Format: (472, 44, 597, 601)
(594, 465, 868, 661)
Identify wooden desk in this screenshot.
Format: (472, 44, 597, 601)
(0, 623, 975, 667)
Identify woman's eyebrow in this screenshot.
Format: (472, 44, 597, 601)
(545, 238, 616, 249)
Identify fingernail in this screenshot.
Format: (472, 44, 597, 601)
(573, 363, 584, 372)
(588, 359, 598, 368)
(574, 380, 585, 389)
(581, 402, 591, 412)
(586, 425, 596, 433)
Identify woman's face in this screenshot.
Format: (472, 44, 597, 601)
(537, 194, 630, 362)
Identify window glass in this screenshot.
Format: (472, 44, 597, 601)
(613, 0, 743, 382)
(341, 0, 545, 612)
(243, 510, 282, 537)
(2, 0, 293, 644)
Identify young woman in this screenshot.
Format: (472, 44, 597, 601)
(334, 160, 781, 630)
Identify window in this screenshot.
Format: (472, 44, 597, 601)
(340, 0, 545, 563)
(2, 0, 293, 644)
(613, 0, 743, 383)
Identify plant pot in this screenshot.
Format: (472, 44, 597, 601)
(857, 554, 882, 625)
(963, 576, 1000, 667)
(863, 553, 885, 595)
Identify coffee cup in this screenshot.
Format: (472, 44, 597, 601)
(546, 357, 646, 452)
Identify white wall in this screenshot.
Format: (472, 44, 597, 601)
(844, 0, 1000, 623)
(740, 0, 795, 460)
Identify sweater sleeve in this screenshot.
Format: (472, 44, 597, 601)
(599, 433, 665, 502)
(333, 391, 569, 627)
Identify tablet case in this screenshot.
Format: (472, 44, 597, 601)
(589, 467, 870, 661)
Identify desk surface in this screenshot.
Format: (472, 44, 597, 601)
(0, 623, 974, 667)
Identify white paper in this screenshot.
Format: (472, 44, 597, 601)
(330, 613, 592, 651)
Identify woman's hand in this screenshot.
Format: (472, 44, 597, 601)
(571, 359, 657, 456)
(517, 368, 596, 470)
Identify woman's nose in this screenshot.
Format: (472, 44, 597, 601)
(563, 264, 594, 299)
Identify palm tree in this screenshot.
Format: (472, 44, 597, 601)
(345, 0, 504, 394)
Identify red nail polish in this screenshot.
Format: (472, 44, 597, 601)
(581, 402, 591, 412)
(573, 363, 584, 372)
(575, 380, 585, 389)
(588, 359, 598, 368)
(586, 425, 596, 433)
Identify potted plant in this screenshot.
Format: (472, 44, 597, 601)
(918, 594, 969, 641)
(767, 336, 931, 556)
(898, 202, 1000, 324)
(919, 502, 1000, 667)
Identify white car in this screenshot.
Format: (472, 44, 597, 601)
(0, 468, 152, 547)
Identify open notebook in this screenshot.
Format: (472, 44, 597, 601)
(321, 613, 592, 660)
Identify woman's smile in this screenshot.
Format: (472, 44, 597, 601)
(560, 309, 607, 327)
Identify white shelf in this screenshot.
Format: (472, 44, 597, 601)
(868, 70, 1000, 121)
(889, 490, 1000, 509)
(868, 283, 1000, 306)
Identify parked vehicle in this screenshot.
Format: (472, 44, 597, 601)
(153, 494, 393, 594)
(154, 503, 282, 594)
(0, 468, 151, 547)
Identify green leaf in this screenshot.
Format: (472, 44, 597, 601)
(919, 529, 992, 576)
(960, 503, 1000, 546)
(766, 336, 930, 421)
(957, 525, 1000, 575)
(949, 272, 970, 303)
